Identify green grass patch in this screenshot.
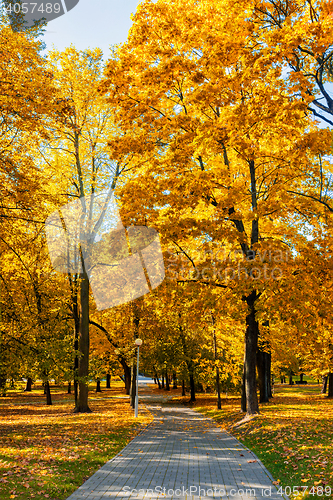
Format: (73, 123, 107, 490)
(0, 381, 152, 500)
(194, 384, 333, 500)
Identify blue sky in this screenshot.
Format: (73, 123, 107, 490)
(42, 0, 141, 57)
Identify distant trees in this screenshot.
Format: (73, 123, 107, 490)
(1, 0, 333, 415)
(100, 0, 332, 414)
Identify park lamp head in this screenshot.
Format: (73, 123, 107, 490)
(135, 338, 143, 347)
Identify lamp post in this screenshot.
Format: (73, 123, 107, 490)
(134, 338, 142, 418)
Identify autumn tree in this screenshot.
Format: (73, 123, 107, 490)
(0, 213, 73, 402)
(43, 47, 132, 412)
(0, 18, 60, 393)
(101, 0, 332, 415)
(253, 0, 333, 127)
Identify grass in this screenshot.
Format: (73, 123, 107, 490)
(0, 379, 152, 500)
(188, 383, 333, 500)
(2, 379, 332, 500)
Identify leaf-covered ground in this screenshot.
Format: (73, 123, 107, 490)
(191, 383, 333, 500)
(0, 381, 152, 500)
(2, 381, 332, 500)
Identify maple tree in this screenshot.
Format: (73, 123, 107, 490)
(0, 18, 64, 397)
(252, 0, 333, 127)
(43, 46, 135, 412)
(0, 219, 73, 402)
(0, 0, 332, 422)
(101, 0, 332, 415)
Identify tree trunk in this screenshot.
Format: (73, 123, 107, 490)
(257, 346, 270, 403)
(216, 366, 221, 410)
(24, 377, 33, 392)
(74, 318, 79, 408)
(0, 377, 6, 396)
(45, 380, 52, 405)
(161, 375, 165, 389)
(165, 369, 170, 391)
(289, 372, 293, 385)
(244, 290, 259, 415)
(327, 373, 333, 398)
(182, 379, 186, 396)
(75, 270, 91, 413)
(321, 375, 328, 394)
(96, 378, 101, 392)
(241, 358, 246, 412)
(130, 363, 137, 408)
(268, 353, 272, 398)
(70, 274, 80, 409)
(213, 333, 221, 410)
(189, 373, 195, 402)
(154, 369, 161, 389)
(67, 381, 71, 394)
(300, 373, 304, 382)
(172, 372, 177, 389)
(106, 373, 111, 389)
(120, 359, 131, 395)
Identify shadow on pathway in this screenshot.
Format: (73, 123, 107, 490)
(66, 385, 288, 500)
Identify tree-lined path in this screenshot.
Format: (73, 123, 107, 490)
(66, 388, 288, 500)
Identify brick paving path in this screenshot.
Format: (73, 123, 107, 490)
(66, 398, 288, 500)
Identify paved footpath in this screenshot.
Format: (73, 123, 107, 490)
(66, 394, 288, 500)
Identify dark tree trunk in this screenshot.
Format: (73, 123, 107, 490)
(96, 378, 101, 392)
(244, 290, 260, 415)
(131, 300, 141, 408)
(172, 372, 177, 389)
(67, 381, 71, 394)
(327, 373, 333, 398)
(74, 321, 79, 408)
(75, 270, 91, 413)
(154, 369, 161, 389)
(71, 275, 80, 410)
(182, 379, 186, 396)
(300, 373, 304, 382)
(268, 354, 272, 398)
(45, 380, 52, 405)
(106, 373, 111, 389)
(24, 377, 33, 392)
(130, 363, 137, 408)
(257, 346, 271, 403)
(0, 377, 6, 396)
(241, 358, 246, 412)
(216, 366, 221, 410)
(161, 375, 165, 389)
(321, 375, 328, 394)
(289, 372, 293, 385)
(189, 373, 196, 402)
(213, 333, 221, 410)
(120, 359, 131, 395)
(165, 369, 170, 391)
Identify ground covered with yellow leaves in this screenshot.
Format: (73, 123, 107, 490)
(0, 381, 152, 500)
(192, 384, 333, 500)
(2, 381, 332, 500)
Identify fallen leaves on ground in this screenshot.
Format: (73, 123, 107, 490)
(194, 384, 333, 500)
(0, 382, 152, 500)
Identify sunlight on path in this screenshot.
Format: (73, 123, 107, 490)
(66, 391, 288, 500)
